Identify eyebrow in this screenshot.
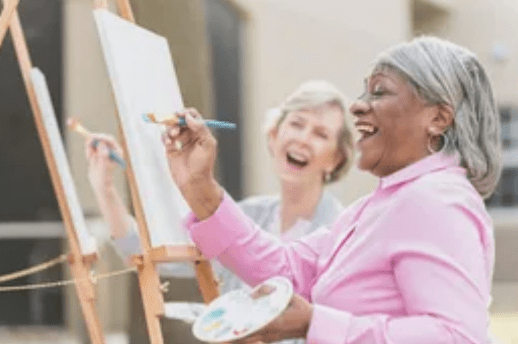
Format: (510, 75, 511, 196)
(290, 113, 306, 122)
(315, 125, 331, 135)
(373, 71, 399, 83)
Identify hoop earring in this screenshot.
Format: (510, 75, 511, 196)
(427, 132, 448, 154)
(324, 172, 332, 183)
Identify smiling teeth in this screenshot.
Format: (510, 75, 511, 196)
(356, 124, 377, 134)
(287, 151, 307, 162)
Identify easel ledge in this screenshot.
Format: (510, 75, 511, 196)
(130, 246, 220, 302)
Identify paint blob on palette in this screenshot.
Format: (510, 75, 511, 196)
(192, 276, 293, 343)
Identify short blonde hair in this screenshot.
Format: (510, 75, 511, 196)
(265, 80, 355, 184)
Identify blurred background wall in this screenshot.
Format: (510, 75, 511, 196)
(0, 0, 516, 343)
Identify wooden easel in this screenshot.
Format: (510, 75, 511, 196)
(0, 0, 105, 343)
(93, 1, 220, 344)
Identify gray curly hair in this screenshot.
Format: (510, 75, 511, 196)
(372, 36, 502, 198)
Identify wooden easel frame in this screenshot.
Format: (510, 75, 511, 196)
(0, 0, 219, 342)
(0, 0, 104, 343)
(93, 1, 220, 344)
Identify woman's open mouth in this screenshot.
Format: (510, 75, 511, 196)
(356, 123, 379, 142)
(286, 151, 309, 169)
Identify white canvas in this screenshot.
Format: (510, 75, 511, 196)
(93, 9, 191, 247)
(30, 68, 97, 254)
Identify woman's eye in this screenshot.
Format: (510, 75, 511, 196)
(290, 121, 303, 128)
(371, 89, 386, 96)
(315, 131, 328, 139)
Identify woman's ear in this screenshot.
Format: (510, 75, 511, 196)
(267, 127, 278, 156)
(330, 149, 346, 176)
(431, 103, 454, 133)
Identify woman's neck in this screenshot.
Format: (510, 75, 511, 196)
(279, 179, 323, 233)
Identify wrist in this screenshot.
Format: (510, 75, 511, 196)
(180, 177, 223, 221)
(302, 304, 313, 337)
(93, 182, 118, 206)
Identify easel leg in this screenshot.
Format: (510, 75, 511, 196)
(115, 0, 135, 22)
(5, 3, 106, 342)
(194, 260, 220, 303)
(69, 259, 105, 344)
(0, 0, 19, 47)
(137, 259, 165, 344)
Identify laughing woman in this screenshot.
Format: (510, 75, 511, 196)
(85, 81, 355, 337)
(162, 36, 501, 344)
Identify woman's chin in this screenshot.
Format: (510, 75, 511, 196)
(357, 156, 376, 172)
(279, 171, 312, 185)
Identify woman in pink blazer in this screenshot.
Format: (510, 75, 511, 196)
(162, 36, 502, 344)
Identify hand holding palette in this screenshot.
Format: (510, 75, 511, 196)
(192, 276, 293, 343)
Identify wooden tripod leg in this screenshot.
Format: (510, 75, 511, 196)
(115, 0, 135, 22)
(194, 259, 220, 303)
(69, 257, 105, 344)
(6, 4, 106, 343)
(136, 257, 165, 344)
(0, 0, 19, 47)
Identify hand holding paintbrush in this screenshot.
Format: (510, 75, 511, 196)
(67, 118, 126, 169)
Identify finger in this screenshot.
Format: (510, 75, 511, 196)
(165, 124, 181, 139)
(99, 142, 112, 161)
(174, 108, 211, 138)
(183, 107, 203, 120)
(89, 133, 120, 152)
(86, 136, 98, 152)
(184, 111, 209, 135)
(168, 124, 197, 148)
(162, 131, 173, 146)
(85, 139, 95, 160)
(251, 284, 276, 300)
(162, 132, 185, 154)
(162, 131, 179, 153)
(174, 140, 183, 151)
(95, 133, 125, 157)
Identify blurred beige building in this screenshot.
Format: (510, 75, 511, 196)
(1, 0, 517, 343)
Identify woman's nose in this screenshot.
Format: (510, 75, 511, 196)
(296, 127, 312, 142)
(349, 96, 371, 117)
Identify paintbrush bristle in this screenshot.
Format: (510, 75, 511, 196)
(143, 113, 158, 123)
(67, 117, 90, 137)
(67, 118, 79, 129)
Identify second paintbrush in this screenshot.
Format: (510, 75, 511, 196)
(67, 118, 126, 169)
(143, 113, 236, 130)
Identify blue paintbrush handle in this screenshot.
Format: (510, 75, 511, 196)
(92, 139, 126, 169)
(143, 114, 236, 130)
(203, 120, 237, 130)
(177, 117, 236, 130)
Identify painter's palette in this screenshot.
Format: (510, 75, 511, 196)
(192, 276, 293, 343)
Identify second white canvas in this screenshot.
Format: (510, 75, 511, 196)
(31, 68, 97, 254)
(94, 9, 191, 247)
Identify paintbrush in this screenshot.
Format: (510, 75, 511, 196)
(67, 118, 126, 169)
(143, 113, 236, 130)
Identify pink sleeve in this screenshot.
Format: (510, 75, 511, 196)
(187, 192, 333, 299)
(307, 190, 490, 344)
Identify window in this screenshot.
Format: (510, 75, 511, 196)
(486, 106, 518, 207)
(204, 0, 244, 200)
